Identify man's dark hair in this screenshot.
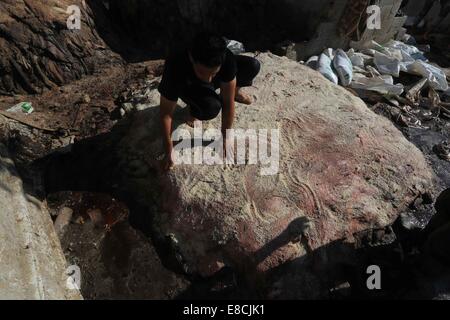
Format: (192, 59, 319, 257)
(190, 32, 227, 67)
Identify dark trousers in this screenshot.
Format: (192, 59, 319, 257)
(180, 55, 261, 121)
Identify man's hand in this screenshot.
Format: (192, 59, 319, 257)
(222, 131, 235, 164)
(220, 78, 237, 165)
(161, 152, 175, 171)
(160, 95, 177, 172)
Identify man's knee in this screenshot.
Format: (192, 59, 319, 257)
(249, 58, 261, 78)
(236, 56, 261, 87)
(191, 97, 222, 121)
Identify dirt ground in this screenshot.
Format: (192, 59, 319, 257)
(0, 60, 164, 141)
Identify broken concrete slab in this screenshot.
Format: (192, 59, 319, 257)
(0, 143, 81, 300)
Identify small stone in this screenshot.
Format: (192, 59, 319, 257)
(399, 212, 421, 231)
(145, 66, 155, 77)
(87, 208, 105, 228)
(122, 103, 134, 113)
(82, 94, 91, 104)
(136, 104, 150, 111)
(74, 216, 85, 225)
(411, 197, 424, 209)
(433, 141, 450, 161)
(54, 207, 73, 236)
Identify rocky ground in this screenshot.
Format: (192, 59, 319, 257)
(0, 0, 122, 95)
(3, 52, 448, 300)
(1, 0, 449, 300)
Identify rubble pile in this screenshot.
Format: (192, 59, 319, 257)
(304, 35, 450, 163)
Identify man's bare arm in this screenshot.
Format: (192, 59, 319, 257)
(159, 95, 177, 170)
(220, 78, 237, 135)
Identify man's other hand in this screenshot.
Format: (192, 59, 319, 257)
(162, 153, 175, 171)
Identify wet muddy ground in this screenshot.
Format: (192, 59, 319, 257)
(46, 191, 190, 299)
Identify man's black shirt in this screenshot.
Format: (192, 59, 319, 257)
(158, 48, 237, 102)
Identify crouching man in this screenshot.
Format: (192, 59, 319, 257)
(158, 32, 261, 170)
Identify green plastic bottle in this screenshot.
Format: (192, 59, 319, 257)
(21, 102, 33, 114)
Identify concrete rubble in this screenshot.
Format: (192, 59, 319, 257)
(0, 143, 82, 299)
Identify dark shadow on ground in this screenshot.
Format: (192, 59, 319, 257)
(28, 107, 450, 300)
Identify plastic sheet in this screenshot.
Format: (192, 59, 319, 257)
(351, 73, 404, 95)
(333, 49, 353, 86)
(225, 39, 245, 55)
(406, 60, 449, 91)
(317, 53, 338, 84)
